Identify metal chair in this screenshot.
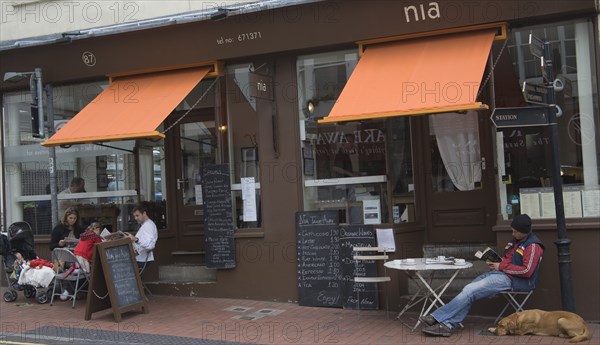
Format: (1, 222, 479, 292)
(494, 290, 534, 324)
(353, 246, 391, 318)
(50, 248, 90, 308)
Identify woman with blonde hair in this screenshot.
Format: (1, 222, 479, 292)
(49, 207, 84, 251)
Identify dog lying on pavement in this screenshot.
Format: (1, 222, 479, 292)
(488, 309, 590, 343)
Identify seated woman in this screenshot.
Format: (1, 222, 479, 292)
(73, 222, 103, 273)
(50, 207, 84, 251)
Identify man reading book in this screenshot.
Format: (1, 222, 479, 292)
(421, 214, 544, 337)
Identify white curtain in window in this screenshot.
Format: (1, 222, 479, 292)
(430, 111, 481, 191)
(138, 147, 154, 201)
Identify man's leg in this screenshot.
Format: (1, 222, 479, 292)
(430, 271, 511, 329)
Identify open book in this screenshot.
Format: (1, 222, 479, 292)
(474, 247, 502, 263)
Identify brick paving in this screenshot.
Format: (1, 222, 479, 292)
(0, 292, 598, 344)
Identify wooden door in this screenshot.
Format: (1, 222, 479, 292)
(424, 111, 497, 243)
(165, 109, 218, 252)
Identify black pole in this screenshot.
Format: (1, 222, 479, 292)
(543, 39, 575, 312)
(45, 84, 59, 229)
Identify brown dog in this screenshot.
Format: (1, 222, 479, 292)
(488, 309, 590, 343)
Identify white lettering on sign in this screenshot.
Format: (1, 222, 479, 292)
(496, 115, 518, 120)
(404, 2, 440, 23)
(257, 81, 267, 92)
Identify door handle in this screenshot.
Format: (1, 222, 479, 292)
(481, 157, 486, 171)
(177, 178, 187, 190)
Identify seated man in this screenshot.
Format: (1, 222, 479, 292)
(58, 177, 88, 216)
(124, 202, 158, 268)
(421, 214, 544, 337)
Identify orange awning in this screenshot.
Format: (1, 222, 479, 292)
(319, 30, 497, 123)
(43, 67, 210, 147)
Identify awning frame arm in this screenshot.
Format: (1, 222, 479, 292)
(93, 142, 135, 153)
(161, 76, 221, 135)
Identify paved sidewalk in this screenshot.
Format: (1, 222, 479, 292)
(0, 292, 597, 345)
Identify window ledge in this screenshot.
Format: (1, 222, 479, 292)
(492, 218, 600, 232)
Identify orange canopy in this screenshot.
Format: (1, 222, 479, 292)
(319, 30, 496, 123)
(43, 67, 210, 147)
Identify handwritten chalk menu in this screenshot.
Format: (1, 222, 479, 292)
(339, 225, 378, 310)
(296, 211, 342, 307)
(85, 239, 148, 322)
(106, 245, 142, 308)
(202, 164, 236, 269)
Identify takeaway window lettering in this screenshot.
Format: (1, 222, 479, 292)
(499, 19, 599, 220)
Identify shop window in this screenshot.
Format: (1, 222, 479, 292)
(429, 111, 482, 193)
(2, 81, 140, 234)
(225, 64, 263, 229)
(499, 20, 599, 220)
(298, 50, 415, 224)
(388, 117, 416, 223)
(137, 137, 167, 230)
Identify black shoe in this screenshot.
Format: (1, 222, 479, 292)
(422, 323, 452, 337)
(419, 315, 438, 327)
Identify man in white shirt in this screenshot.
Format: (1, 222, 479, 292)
(125, 202, 158, 268)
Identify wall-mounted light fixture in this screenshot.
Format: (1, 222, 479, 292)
(306, 100, 315, 115)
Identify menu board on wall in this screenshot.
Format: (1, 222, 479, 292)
(202, 164, 236, 269)
(296, 211, 342, 307)
(540, 190, 556, 218)
(563, 188, 583, 218)
(339, 224, 378, 310)
(519, 189, 541, 218)
(582, 189, 600, 217)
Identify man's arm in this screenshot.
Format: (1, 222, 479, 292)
(498, 243, 543, 278)
(131, 223, 157, 251)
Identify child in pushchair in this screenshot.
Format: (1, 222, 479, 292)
(1, 221, 53, 304)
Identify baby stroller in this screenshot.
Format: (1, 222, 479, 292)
(1, 221, 50, 304)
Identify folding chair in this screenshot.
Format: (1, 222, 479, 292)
(353, 246, 391, 318)
(50, 248, 90, 308)
(494, 290, 534, 324)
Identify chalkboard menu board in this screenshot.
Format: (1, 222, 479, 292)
(202, 164, 236, 269)
(339, 224, 378, 310)
(85, 239, 148, 322)
(105, 245, 142, 308)
(296, 211, 342, 307)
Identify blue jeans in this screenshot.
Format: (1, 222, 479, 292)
(431, 271, 511, 329)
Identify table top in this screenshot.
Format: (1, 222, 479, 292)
(384, 258, 473, 271)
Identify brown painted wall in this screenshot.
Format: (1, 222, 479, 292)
(176, 56, 302, 301)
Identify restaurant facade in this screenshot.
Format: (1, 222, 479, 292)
(1, 1, 599, 319)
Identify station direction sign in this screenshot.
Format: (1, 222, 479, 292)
(491, 106, 554, 128)
(522, 81, 551, 105)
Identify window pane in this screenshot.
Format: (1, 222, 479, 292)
(226, 64, 262, 228)
(388, 117, 416, 223)
(2, 81, 142, 234)
(298, 50, 390, 224)
(500, 20, 599, 219)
